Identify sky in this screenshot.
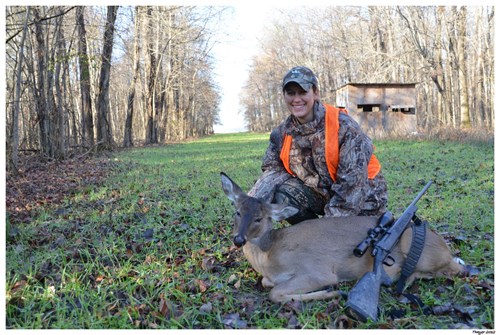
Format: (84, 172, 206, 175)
(211, 5, 269, 133)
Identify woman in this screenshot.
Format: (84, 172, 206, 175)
(249, 66, 388, 224)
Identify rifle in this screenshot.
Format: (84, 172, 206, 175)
(346, 181, 433, 322)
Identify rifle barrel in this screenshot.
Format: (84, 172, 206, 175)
(408, 181, 433, 208)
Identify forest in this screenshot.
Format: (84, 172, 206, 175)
(5, 6, 495, 171)
(6, 6, 225, 171)
(241, 6, 494, 133)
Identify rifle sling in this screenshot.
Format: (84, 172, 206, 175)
(388, 292, 433, 319)
(395, 217, 427, 294)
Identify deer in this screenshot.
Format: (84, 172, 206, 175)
(220, 172, 473, 305)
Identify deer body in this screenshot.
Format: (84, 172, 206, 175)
(221, 173, 466, 303)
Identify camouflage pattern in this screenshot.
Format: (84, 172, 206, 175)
(282, 66, 319, 91)
(249, 100, 388, 220)
(248, 169, 292, 199)
(273, 177, 326, 224)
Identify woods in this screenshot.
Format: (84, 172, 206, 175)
(5, 6, 494, 171)
(241, 6, 494, 133)
(6, 6, 223, 170)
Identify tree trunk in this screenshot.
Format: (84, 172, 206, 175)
(9, 6, 30, 172)
(457, 6, 471, 128)
(434, 6, 445, 127)
(53, 15, 66, 159)
(76, 6, 94, 148)
(96, 5, 118, 150)
(32, 7, 53, 157)
(145, 6, 158, 144)
(123, 7, 142, 147)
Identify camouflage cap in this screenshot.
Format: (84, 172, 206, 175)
(282, 66, 319, 91)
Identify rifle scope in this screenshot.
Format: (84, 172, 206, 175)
(353, 211, 394, 257)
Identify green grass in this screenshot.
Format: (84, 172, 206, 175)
(6, 132, 494, 329)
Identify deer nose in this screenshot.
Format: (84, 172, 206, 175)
(233, 235, 246, 247)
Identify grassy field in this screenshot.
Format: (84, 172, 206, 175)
(6, 132, 494, 329)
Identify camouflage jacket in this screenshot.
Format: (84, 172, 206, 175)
(249, 101, 388, 217)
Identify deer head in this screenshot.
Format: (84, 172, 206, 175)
(220, 172, 298, 247)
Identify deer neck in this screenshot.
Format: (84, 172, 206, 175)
(244, 228, 276, 254)
(241, 230, 277, 276)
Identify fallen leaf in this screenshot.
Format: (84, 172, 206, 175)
(316, 311, 328, 322)
(453, 304, 476, 322)
(199, 302, 213, 314)
(287, 315, 301, 329)
(159, 297, 173, 319)
(144, 255, 155, 265)
(125, 249, 133, 258)
(202, 256, 216, 271)
(195, 279, 210, 293)
(142, 228, 154, 239)
(227, 274, 238, 284)
(283, 300, 303, 315)
(11, 280, 27, 293)
(432, 303, 453, 315)
(222, 313, 248, 329)
(334, 314, 354, 329)
(47, 285, 56, 297)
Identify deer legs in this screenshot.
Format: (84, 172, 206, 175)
(268, 273, 341, 303)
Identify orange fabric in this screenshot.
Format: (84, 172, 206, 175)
(367, 152, 382, 179)
(280, 134, 295, 176)
(280, 103, 381, 182)
(324, 104, 381, 181)
(324, 104, 341, 182)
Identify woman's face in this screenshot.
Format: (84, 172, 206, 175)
(283, 83, 320, 124)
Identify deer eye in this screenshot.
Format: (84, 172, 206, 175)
(236, 211, 241, 217)
(255, 218, 262, 223)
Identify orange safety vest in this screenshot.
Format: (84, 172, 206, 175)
(280, 104, 381, 182)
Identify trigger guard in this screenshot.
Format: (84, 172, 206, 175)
(383, 255, 395, 267)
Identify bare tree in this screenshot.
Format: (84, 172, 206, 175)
(8, 6, 30, 171)
(123, 7, 142, 147)
(52, 13, 67, 159)
(145, 6, 158, 144)
(457, 6, 471, 128)
(96, 6, 118, 150)
(76, 6, 94, 148)
(32, 7, 53, 157)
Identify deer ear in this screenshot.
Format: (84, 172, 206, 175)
(269, 203, 299, 221)
(220, 172, 244, 203)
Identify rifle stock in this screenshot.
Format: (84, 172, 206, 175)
(346, 251, 392, 321)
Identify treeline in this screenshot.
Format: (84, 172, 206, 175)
(6, 6, 495, 171)
(6, 6, 224, 170)
(241, 6, 494, 133)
